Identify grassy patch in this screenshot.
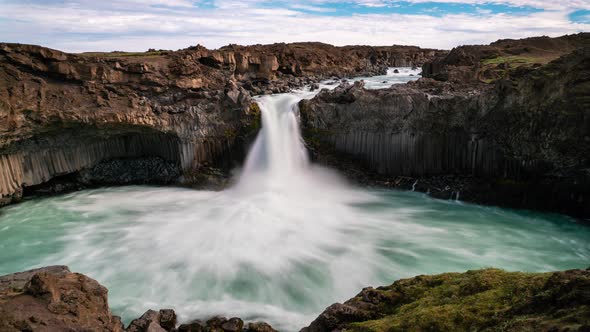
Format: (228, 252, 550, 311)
(481, 55, 541, 66)
(340, 268, 590, 332)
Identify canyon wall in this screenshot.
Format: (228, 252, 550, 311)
(300, 34, 590, 217)
(0, 42, 439, 205)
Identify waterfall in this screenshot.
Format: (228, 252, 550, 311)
(241, 94, 309, 180)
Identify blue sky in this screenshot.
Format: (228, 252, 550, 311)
(0, 0, 588, 52)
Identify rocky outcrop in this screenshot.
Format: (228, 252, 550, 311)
(0, 266, 278, 332)
(216, 43, 443, 80)
(422, 33, 590, 83)
(300, 34, 590, 218)
(0, 42, 259, 205)
(0, 42, 440, 206)
(2, 266, 588, 332)
(302, 268, 590, 332)
(0, 266, 124, 331)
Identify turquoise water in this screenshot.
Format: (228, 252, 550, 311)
(1, 68, 588, 331)
(0, 185, 588, 331)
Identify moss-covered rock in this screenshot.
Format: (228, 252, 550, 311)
(302, 268, 590, 332)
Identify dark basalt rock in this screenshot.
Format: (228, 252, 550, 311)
(299, 33, 590, 218)
(0, 41, 441, 207)
(302, 268, 590, 332)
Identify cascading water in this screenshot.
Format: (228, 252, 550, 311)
(240, 94, 310, 184)
(1, 68, 589, 332)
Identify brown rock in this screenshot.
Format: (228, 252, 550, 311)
(0, 266, 123, 332)
(245, 322, 277, 332)
(177, 319, 205, 332)
(221, 317, 244, 332)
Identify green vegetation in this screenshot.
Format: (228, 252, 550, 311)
(241, 102, 262, 137)
(326, 268, 590, 332)
(478, 54, 561, 83)
(481, 55, 541, 66)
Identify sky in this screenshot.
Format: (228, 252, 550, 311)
(0, 0, 589, 52)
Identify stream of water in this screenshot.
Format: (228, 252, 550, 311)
(1, 68, 589, 331)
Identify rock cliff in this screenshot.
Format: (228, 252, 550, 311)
(300, 33, 590, 218)
(0, 42, 439, 206)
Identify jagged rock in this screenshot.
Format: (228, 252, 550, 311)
(0, 266, 124, 332)
(126, 309, 177, 332)
(0, 41, 441, 206)
(159, 309, 177, 331)
(299, 33, 590, 218)
(177, 320, 206, 332)
(302, 268, 590, 332)
(221, 317, 244, 332)
(244, 322, 277, 332)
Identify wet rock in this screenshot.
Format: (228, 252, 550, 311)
(393, 69, 399, 73)
(221, 317, 244, 332)
(178, 320, 206, 332)
(79, 157, 181, 185)
(158, 309, 177, 331)
(244, 322, 277, 332)
(126, 309, 177, 332)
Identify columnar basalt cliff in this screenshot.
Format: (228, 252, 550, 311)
(0, 42, 440, 206)
(300, 33, 590, 217)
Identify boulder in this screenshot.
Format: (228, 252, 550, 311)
(0, 266, 124, 332)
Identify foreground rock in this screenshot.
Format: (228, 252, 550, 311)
(302, 268, 590, 332)
(0, 266, 124, 331)
(1, 266, 589, 332)
(0, 266, 278, 332)
(300, 33, 590, 218)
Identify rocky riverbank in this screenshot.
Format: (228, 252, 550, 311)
(299, 33, 590, 218)
(0, 42, 441, 207)
(1, 266, 588, 332)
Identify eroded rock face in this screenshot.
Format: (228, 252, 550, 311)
(0, 266, 124, 331)
(300, 34, 590, 217)
(0, 41, 440, 206)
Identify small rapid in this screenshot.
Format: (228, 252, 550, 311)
(1, 68, 589, 331)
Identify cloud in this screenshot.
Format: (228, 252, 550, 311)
(0, 0, 588, 52)
(290, 4, 337, 12)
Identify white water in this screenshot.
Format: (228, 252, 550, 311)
(1, 68, 589, 331)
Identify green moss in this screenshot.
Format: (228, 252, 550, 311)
(302, 128, 334, 151)
(236, 102, 262, 139)
(345, 269, 570, 332)
(479, 55, 553, 83)
(482, 55, 540, 66)
(224, 128, 237, 139)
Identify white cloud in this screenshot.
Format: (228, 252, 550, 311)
(290, 4, 337, 12)
(0, 1, 587, 52)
